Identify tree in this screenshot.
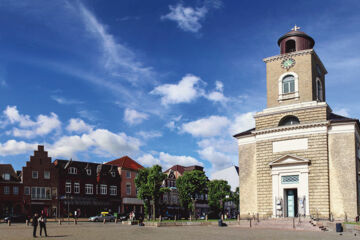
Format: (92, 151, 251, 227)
(207, 180, 231, 217)
(135, 165, 168, 220)
(176, 170, 207, 218)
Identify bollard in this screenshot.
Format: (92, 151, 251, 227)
(115, 218, 118, 224)
(59, 220, 62, 225)
(103, 219, 106, 224)
(8, 220, 11, 226)
(237, 214, 240, 222)
(257, 213, 259, 223)
(74, 219, 77, 225)
(190, 215, 192, 221)
(293, 217, 295, 229)
(205, 214, 208, 221)
(26, 219, 29, 226)
(174, 215, 177, 221)
(221, 214, 224, 221)
(159, 215, 162, 222)
(249, 219, 252, 228)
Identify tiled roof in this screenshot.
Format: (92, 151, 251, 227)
(0, 164, 19, 181)
(105, 156, 144, 171)
(165, 165, 185, 174)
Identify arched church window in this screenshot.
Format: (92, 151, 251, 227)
(285, 40, 296, 53)
(282, 75, 295, 94)
(278, 115, 300, 126)
(316, 79, 323, 101)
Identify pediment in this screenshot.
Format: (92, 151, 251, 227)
(269, 154, 310, 167)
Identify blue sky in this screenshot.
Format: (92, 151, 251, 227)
(0, 0, 360, 175)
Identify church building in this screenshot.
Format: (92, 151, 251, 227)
(234, 26, 360, 220)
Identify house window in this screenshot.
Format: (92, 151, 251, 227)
(2, 173, 10, 181)
(316, 79, 323, 101)
(85, 184, 93, 195)
(278, 115, 300, 126)
(282, 75, 295, 94)
(4, 186, 10, 195)
(111, 172, 116, 177)
(126, 183, 131, 195)
(74, 182, 80, 194)
(68, 167, 77, 174)
(100, 184, 107, 195)
(65, 181, 71, 193)
(32, 171, 38, 179)
(24, 186, 30, 195)
(13, 186, 19, 195)
(281, 175, 299, 184)
(285, 40, 296, 53)
(110, 186, 117, 196)
(86, 169, 91, 176)
(31, 187, 51, 199)
(126, 170, 131, 178)
(44, 171, 50, 179)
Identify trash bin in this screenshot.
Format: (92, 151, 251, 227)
(218, 219, 223, 227)
(336, 223, 343, 232)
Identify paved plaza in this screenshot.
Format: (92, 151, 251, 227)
(0, 222, 358, 240)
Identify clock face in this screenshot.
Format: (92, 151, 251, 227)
(281, 58, 295, 69)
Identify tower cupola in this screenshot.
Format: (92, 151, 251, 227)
(278, 25, 315, 54)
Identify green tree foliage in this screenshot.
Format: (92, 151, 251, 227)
(176, 170, 207, 218)
(134, 165, 168, 220)
(207, 179, 231, 217)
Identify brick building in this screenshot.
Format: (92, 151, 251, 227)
(234, 27, 360, 220)
(162, 165, 209, 218)
(105, 156, 144, 215)
(21, 145, 58, 217)
(53, 159, 121, 217)
(0, 164, 23, 217)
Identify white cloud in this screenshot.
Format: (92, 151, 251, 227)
(136, 130, 162, 139)
(161, 4, 208, 33)
(49, 129, 141, 158)
(78, 2, 153, 83)
(228, 112, 255, 135)
(51, 95, 83, 105)
(151, 74, 204, 105)
(3, 106, 61, 138)
(165, 115, 182, 131)
(197, 146, 234, 170)
(124, 108, 149, 125)
(0, 140, 37, 156)
(206, 81, 229, 103)
(182, 115, 230, 137)
(66, 118, 93, 133)
(137, 153, 161, 167)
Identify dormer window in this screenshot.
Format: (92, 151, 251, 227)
(68, 167, 77, 174)
(2, 173, 10, 181)
(86, 169, 91, 176)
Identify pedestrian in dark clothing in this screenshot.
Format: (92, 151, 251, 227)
(32, 213, 39, 238)
(39, 215, 48, 237)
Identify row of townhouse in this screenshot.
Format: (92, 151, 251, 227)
(0, 145, 144, 218)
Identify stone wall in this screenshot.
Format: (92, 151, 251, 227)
(238, 142, 257, 218)
(255, 131, 330, 218)
(329, 132, 358, 220)
(255, 106, 327, 130)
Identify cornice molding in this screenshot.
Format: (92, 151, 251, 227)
(263, 49, 314, 63)
(254, 121, 329, 135)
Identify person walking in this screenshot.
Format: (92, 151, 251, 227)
(39, 215, 48, 237)
(32, 213, 39, 238)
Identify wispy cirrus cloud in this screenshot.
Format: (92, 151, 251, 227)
(51, 95, 84, 105)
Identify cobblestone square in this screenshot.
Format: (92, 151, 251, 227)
(0, 222, 358, 240)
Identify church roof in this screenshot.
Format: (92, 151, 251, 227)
(328, 113, 359, 123)
(233, 128, 255, 138)
(277, 30, 315, 46)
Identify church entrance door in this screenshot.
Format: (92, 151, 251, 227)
(285, 189, 297, 217)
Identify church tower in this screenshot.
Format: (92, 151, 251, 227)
(235, 26, 360, 221)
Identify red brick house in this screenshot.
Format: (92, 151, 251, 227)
(53, 159, 121, 217)
(105, 156, 144, 215)
(21, 145, 58, 217)
(0, 164, 23, 217)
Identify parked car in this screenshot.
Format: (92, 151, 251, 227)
(4, 214, 27, 223)
(88, 213, 116, 222)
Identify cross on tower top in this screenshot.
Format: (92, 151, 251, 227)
(291, 25, 301, 31)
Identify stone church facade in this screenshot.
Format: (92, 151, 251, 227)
(234, 27, 360, 220)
